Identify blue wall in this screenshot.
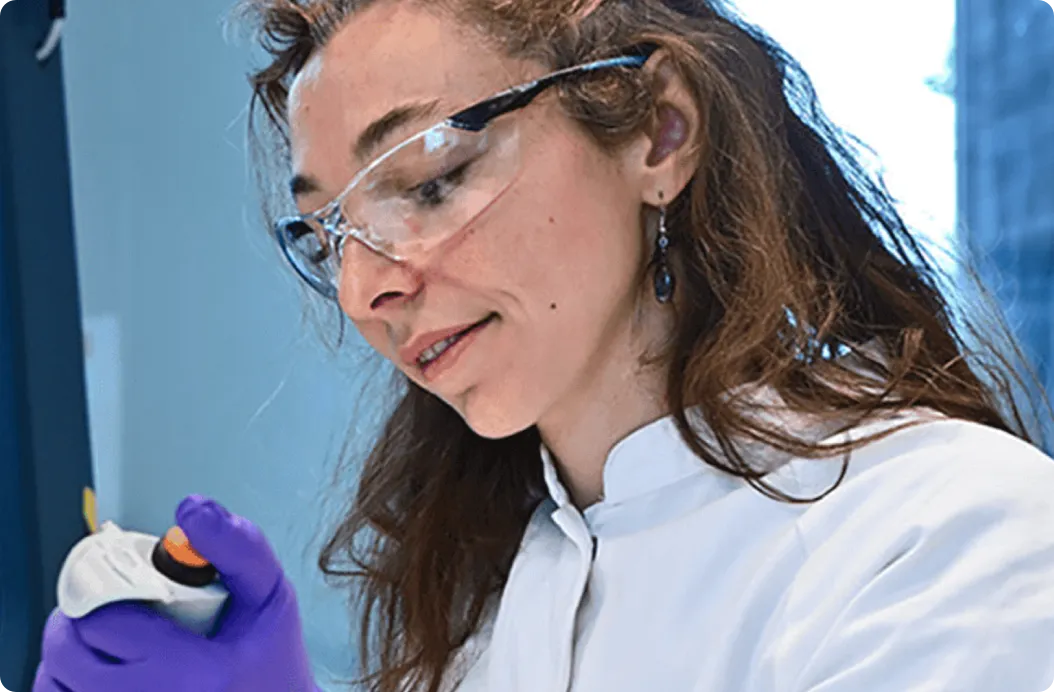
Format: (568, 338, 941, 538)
(60, 1, 383, 686)
(956, 0, 1054, 451)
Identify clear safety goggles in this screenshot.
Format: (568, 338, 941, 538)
(273, 47, 655, 301)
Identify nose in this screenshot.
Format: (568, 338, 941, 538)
(336, 235, 422, 318)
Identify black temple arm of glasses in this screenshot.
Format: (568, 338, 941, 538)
(448, 44, 658, 132)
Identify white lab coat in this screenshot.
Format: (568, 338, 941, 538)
(444, 407, 1054, 691)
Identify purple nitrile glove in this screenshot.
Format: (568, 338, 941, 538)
(33, 495, 321, 692)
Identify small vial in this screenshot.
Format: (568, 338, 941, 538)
(151, 526, 218, 587)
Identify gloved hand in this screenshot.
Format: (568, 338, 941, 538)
(33, 494, 320, 692)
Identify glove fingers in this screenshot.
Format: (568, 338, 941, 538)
(39, 609, 128, 690)
(175, 495, 284, 611)
(32, 663, 73, 692)
(73, 601, 193, 662)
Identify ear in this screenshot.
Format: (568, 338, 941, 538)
(620, 49, 702, 207)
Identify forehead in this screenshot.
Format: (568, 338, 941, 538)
(287, 2, 536, 192)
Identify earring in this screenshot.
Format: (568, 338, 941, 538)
(653, 193, 675, 304)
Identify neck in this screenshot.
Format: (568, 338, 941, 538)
(536, 301, 672, 509)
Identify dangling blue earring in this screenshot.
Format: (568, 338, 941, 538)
(653, 193, 675, 304)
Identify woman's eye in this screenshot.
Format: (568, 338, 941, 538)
(409, 161, 472, 208)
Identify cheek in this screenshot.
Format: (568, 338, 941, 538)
(510, 172, 639, 302)
(437, 138, 641, 315)
(350, 318, 394, 362)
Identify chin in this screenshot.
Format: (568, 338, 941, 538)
(455, 392, 539, 440)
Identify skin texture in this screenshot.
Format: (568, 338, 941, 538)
(288, 1, 699, 507)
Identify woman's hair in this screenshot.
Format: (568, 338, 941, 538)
(234, 1, 1051, 690)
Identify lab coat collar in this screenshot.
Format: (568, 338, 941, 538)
(540, 414, 704, 508)
(538, 385, 858, 514)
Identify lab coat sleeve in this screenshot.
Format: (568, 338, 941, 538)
(769, 421, 1054, 692)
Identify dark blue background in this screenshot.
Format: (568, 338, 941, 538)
(0, 1, 94, 690)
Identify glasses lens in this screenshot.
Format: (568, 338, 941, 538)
(276, 119, 521, 300)
(275, 218, 340, 299)
(343, 118, 521, 254)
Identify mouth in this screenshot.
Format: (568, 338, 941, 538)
(416, 313, 497, 375)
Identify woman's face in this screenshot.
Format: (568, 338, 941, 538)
(287, 2, 661, 438)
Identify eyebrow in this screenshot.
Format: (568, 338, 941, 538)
(289, 99, 442, 201)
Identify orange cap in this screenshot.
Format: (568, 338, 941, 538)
(162, 526, 210, 569)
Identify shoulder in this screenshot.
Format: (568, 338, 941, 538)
(787, 413, 1054, 548)
(847, 412, 1053, 478)
(757, 415, 1054, 689)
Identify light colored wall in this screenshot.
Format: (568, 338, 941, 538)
(61, 2, 376, 685)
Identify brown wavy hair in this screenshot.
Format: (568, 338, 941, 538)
(232, 1, 1051, 690)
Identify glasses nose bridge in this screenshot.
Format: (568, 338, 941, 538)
(320, 189, 379, 254)
(334, 218, 404, 265)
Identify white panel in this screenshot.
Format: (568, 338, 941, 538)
(82, 313, 123, 526)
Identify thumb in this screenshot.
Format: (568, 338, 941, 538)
(174, 495, 285, 612)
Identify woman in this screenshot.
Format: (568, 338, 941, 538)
(33, 0, 1054, 691)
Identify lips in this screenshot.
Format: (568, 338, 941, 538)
(400, 314, 496, 369)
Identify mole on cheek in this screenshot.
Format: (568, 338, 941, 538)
(550, 302, 557, 310)
(548, 217, 555, 224)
